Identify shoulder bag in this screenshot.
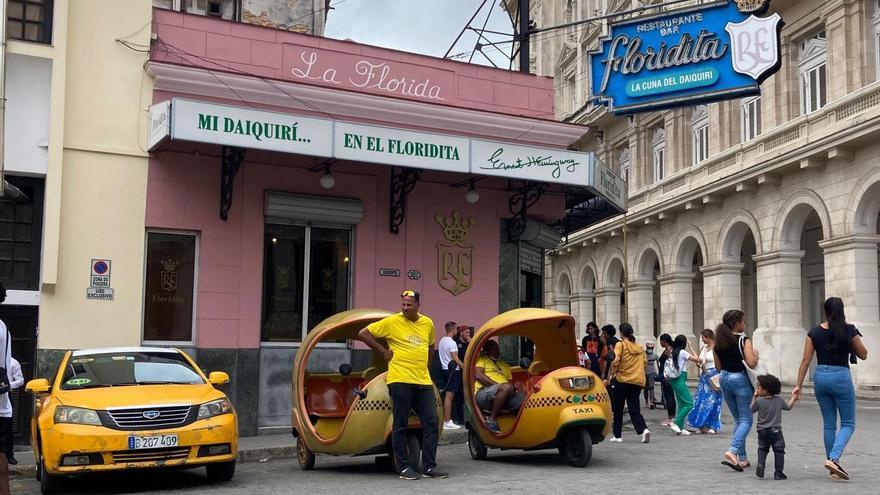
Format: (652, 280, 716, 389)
(739, 335, 768, 389)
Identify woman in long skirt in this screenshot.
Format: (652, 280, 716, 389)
(688, 329, 723, 433)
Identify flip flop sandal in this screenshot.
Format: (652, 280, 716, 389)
(722, 453, 744, 472)
(824, 460, 849, 480)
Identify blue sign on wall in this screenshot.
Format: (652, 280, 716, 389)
(590, 0, 782, 114)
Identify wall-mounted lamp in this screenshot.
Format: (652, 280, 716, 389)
(465, 180, 480, 204)
(319, 162, 335, 189)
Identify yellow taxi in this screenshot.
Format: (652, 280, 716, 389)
(25, 347, 238, 494)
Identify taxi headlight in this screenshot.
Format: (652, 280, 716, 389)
(198, 398, 233, 420)
(54, 406, 102, 426)
(558, 376, 594, 391)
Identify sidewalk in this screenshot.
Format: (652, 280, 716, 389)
(8, 426, 469, 479)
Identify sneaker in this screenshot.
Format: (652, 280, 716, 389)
(756, 464, 765, 478)
(6, 456, 17, 466)
(485, 418, 501, 433)
(443, 421, 461, 430)
(399, 467, 420, 480)
(422, 467, 448, 479)
(641, 429, 651, 444)
(774, 473, 787, 481)
(707, 429, 717, 434)
(680, 429, 692, 436)
(670, 424, 682, 434)
(661, 419, 672, 426)
(609, 436, 622, 443)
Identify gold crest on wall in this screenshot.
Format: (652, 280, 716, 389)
(435, 211, 475, 296)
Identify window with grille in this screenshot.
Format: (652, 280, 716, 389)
(6, 0, 53, 44)
(0, 177, 44, 289)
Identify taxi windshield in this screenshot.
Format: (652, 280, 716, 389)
(60, 351, 204, 390)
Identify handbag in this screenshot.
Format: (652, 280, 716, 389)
(708, 373, 721, 392)
(739, 335, 768, 389)
(0, 327, 10, 396)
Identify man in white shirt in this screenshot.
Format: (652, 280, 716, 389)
(0, 282, 11, 495)
(438, 321, 464, 430)
(0, 357, 23, 465)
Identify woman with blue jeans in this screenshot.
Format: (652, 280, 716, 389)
(794, 297, 868, 481)
(712, 309, 759, 472)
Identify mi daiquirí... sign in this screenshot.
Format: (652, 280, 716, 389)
(590, 0, 782, 114)
(148, 98, 626, 209)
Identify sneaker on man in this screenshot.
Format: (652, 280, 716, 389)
(641, 429, 651, 443)
(609, 436, 622, 443)
(6, 456, 17, 466)
(774, 473, 787, 481)
(399, 467, 420, 480)
(422, 467, 448, 479)
(485, 418, 501, 433)
(756, 464, 765, 478)
(443, 420, 461, 430)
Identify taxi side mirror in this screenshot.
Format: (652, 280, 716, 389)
(208, 372, 230, 385)
(25, 378, 50, 394)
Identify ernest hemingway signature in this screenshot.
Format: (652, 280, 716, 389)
(481, 148, 579, 179)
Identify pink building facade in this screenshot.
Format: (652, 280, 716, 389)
(145, 8, 617, 435)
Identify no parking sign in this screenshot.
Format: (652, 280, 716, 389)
(87, 259, 114, 300)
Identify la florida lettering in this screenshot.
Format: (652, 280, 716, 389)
(481, 148, 580, 179)
(196, 113, 311, 143)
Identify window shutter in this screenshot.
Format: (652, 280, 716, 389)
(264, 192, 363, 225)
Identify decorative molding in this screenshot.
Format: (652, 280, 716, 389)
(700, 262, 746, 276)
(752, 250, 806, 266)
(817, 234, 880, 254)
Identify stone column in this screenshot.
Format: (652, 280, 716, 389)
(594, 288, 622, 327)
(752, 250, 806, 383)
(627, 281, 655, 339)
(659, 273, 695, 336)
(820, 235, 880, 387)
(574, 291, 595, 334)
(701, 262, 745, 331)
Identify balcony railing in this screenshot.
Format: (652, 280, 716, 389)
(6, 0, 53, 44)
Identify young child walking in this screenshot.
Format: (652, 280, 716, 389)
(750, 374, 798, 480)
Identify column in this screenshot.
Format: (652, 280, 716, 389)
(594, 288, 622, 327)
(700, 262, 745, 331)
(627, 281, 655, 340)
(659, 273, 695, 336)
(573, 291, 595, 336)
(820, 235, 880, 387)
(752, 250, 805, 383)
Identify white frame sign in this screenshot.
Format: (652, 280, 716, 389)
(334, 121, 469, 173)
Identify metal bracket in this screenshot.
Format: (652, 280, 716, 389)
(220, 146, 246, 221)
(507, 180, 546, 241)
(389, 166, 421, 235)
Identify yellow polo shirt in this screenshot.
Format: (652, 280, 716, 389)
(367, 313, 435, 385)
(474, 355, 512, 392)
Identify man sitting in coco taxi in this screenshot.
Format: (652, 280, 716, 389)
(474, 340, 526, 433)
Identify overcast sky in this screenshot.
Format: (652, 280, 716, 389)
(324, 0, 515, 68)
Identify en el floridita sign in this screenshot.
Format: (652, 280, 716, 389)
(149, 98, 626, 210)
(590, 0, 782, 114)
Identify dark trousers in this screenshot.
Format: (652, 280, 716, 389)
(388, 383, 439, 472)
(757, 428, 786, 475)
(611, 382, 648, 438)
(0, 417, 11, 458)
(661, 381, 676, 416)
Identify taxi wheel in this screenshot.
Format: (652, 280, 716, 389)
(297, 437, 316, 471)
(559, 428, 592, 468)
(467, 429, 487, 460)
(206, 460, 236, 482)
(39, 458, 61, 494)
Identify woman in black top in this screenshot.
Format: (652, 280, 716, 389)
(712, 309, 759, 472)
(793, 297, 868, 480)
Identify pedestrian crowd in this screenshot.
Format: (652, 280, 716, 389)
(585, 297, 868, 482)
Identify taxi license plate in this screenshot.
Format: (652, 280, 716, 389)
(128, 434, 179, 450)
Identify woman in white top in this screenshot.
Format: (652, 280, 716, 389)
(687, 328, 723, 433)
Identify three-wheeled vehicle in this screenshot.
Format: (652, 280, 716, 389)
(463, 308, 611, 467)
(291, 308, 442, 471)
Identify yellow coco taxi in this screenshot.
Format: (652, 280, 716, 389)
(463, 308, 611, 467)
(25, 347, 238, 494)
(292, 309, 441, 472)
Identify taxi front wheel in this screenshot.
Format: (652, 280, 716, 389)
(559, 429, 592, 468)
(39, 459, 61, 494)
(297, 437, 315, 471)
(206, 460, 236, 481)
(467, 429, 487, 460)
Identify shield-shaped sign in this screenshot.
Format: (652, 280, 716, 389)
(436, 242, 473, 296)
(161, 270, 178, 293)
(725, 13, 783, 81)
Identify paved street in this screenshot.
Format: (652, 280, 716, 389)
(11, 399, 880, 494)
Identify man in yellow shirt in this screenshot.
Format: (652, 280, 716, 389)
(474, 340, 525, 433)
(358, 290, 446, 480)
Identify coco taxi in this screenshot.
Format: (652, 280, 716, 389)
(25, 347, 238, 494)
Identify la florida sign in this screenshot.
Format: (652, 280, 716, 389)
(590, 0, 782, 114)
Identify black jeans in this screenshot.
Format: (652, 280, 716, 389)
(388, 383, 439, 472)
(611, 382, 647, 438)
(661, 381, 676, 416)
(757, 428, 786, 475)
(0, 416, 12, 458)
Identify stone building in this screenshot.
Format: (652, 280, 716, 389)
(514, 0, 880, 389)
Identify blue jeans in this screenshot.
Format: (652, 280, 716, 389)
(813, 365, 856, 461)
(720, 371, 753, 460)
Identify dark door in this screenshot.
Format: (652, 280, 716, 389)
(0, 305, 38, 444)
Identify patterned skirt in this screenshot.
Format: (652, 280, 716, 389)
(687, 368, 723, 431)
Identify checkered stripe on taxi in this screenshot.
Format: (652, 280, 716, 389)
(353, 400, 392, 411)
(524, 396, 566, 409)
(594, 392, 609, 403)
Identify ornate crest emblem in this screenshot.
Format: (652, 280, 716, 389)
(733, 0, 771, 14)
(435, 211, 475, 296)
(321, 268, 335, 292)
(275, 265, 290, 290)
(160, 259, 179, 293)
(725, 13, 783, 81)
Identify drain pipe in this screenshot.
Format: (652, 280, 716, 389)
(0, 0, 7, 197)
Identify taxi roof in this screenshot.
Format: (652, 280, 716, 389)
(71, 346, 179, 356)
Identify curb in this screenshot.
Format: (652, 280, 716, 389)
(9, 429, 470, 479)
